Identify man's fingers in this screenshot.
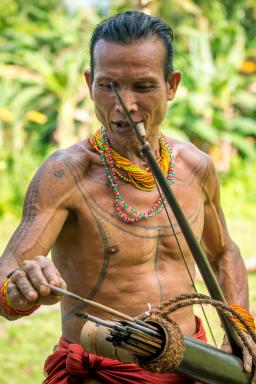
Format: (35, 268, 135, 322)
(243, 351, 252, 373)
(35, 256, 64, 288)
(10, 270, 38, 302)
(242, 334, 253, 373)
(6, 282, 31, 309)
(251, 343, 256, 384)
(6, 256, 66, 309)
(252, 367, 256, 384)
(252, 368, 256, 384)
(21, 260, 50, 296)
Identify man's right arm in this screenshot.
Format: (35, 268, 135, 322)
(0, 152, 71, 319)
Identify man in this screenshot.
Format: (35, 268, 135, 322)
(0, 10, 255, 384)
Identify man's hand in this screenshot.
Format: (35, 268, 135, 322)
(6, 256, 66, 311)
(222, 334, 256, 383)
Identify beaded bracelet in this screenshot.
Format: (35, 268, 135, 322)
(0, 278, 40, 317)
(230, 304, 255, 334)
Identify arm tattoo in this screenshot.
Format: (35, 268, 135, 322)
(5, 169, 42, 256)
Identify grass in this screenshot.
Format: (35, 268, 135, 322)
(0, 308, 61, 384)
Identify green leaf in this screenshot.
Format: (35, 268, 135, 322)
(225, 132, 256, 158)
(190, 120, 218, 143)
(232, 117, 256, 136)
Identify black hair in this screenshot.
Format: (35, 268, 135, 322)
(89, 10, 174, 80)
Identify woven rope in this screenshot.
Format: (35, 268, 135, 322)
(135, 313, 185, 373)
(136, 292, 256, 371)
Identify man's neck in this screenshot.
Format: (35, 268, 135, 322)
(108, 133, 161, 168)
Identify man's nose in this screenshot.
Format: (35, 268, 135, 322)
(114, 89, 138, 114)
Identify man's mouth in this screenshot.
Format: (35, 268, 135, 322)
(113, 121, 130, 128)
(112, 120, 144, 133)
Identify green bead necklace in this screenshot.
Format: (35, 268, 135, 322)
(96, 128, 175, 224)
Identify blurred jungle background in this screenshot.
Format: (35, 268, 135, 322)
(0, 0, 255, 382)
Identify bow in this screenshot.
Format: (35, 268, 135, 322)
(111, 83, 241, 357)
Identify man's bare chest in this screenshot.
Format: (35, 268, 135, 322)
(52, 166, 205, 314)
(57, 170, 205, 262)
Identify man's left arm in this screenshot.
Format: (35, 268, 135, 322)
(201, 156, 255, 381)
(201, 156, 248, 308)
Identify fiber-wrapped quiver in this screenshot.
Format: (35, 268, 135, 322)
(80, 311, 252, 384)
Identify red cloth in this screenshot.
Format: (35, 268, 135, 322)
(43, 317, 206, 384)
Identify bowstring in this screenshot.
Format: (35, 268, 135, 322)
(154, 179, 218, 347)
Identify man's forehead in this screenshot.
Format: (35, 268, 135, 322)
(92, 37, 167, 78)
(93, 37, 166, 62)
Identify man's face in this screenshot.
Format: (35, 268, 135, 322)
(85, 36, 180, 144)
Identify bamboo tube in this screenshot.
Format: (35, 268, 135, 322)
(81, 320, 252, 384)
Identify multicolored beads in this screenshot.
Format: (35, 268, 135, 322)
(89, 128, 175, 223)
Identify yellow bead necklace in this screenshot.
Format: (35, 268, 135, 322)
(90, 128, 171, 191)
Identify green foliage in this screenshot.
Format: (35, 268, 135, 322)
(0, 0, 99, 216)
(158, 0, 256, 156)
(107, 0, 256, 156)
(220, 158, 256, 220)
(0, 0, 255, 217)
(0, 148, 54, 217)
(219, 159, 256, 260)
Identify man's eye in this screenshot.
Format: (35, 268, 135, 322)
(98, 83, 112, 90)
(134, 84, 155, 92)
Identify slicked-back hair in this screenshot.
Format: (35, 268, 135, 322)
(89, 10, 174, 81)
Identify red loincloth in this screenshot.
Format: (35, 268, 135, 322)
(43, 316, 206, 384)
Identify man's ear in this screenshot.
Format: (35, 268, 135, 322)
(166, 71, 181, 101)
(84, 70, 93, 100)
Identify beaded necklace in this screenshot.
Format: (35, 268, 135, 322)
(89, 128, 175, 223)
(91, 129, 170, 191)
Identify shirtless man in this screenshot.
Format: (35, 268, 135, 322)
(0, 10, 255, 384)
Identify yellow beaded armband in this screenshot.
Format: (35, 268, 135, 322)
(230, 304, 255, 334)
(0, 278, 40, 317)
